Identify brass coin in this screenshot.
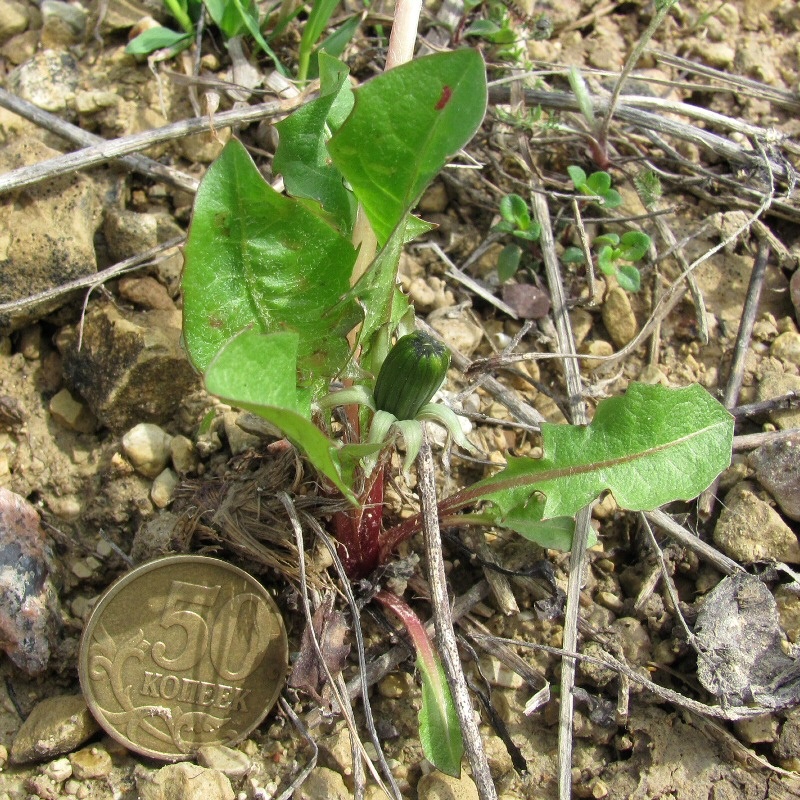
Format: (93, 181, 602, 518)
(79, 555, 288, 760)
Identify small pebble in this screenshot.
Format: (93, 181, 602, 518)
(429, 317, 483, 357)
(63, 778, 81, 796)
(118, 276, 175, 311)
(69, 745, 112, 779)
(595, 590, 625, 614)
(580, 339, 614, 371)
(734, 714, 779, 744)
(0, 488, 61, 675)
(49, 388, 97, 433)
(223, 412, 261, 455)
(10, 695, 99, 763)
(377, 673, 409, 699)
(714, 481, 800, 563)
(479, 655, 524, 689)
(44, 756, 72, 782)
(196, 745, 252, 780)
(122, 422, 172, 478)
(293, 766, 349, 800)
(770, 331, 800, 367)
(170, 434, 198, 474)
(136, 762, 234, 800)
(150, 467, 178, 508)
(602, 286, 638, 348)
(417, 771, 479, 800)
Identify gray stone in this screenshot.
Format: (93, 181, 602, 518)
(757, 372, 800, 430)
(131, 511, 180, 563)
(417, 771, 479, 800)
(223, 411, 261, 455)
(713, 481, 800, 563)
(750, 432, 800, 520)
(94, 0, 159, 32)
(135, 763, 234, 800)
(56, 304, 199, 432)
(41, 0, 87, 46)
(602, 286, 638, 348)
(196, 744, 252, 780)
(7, 51, 79, 113)
(0, 137, 101, 332)
(103, 208, 158, 262)
(294, 767, 350, 800)
(10, 695, 99, 764)
(122, 422, 172, 478)
(0, 0, 29, 41)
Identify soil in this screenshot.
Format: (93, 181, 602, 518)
(1, 0, 800, 799)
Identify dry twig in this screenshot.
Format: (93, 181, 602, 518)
(0, 93, 312, 195)
(417, 426, 497, 800)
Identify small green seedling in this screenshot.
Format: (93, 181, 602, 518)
(595, 230, 650, 292)
(462, 0, 526, 62)
(126, 0, 290, 65)
(125, 0, 200, 56)
(563, 230, 650, 292)
(492, 193, 541, 281)
(568, 165, 622, 209)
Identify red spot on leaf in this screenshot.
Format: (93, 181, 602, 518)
(435, 85, 453, 111)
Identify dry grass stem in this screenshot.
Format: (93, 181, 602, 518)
(0, 93, 312, 195)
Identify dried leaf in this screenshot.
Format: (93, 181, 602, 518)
(501, 283, 551, 319)
(695, 573, 800, 710)
(289, 595, 350, 705)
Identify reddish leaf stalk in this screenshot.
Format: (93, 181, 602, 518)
(332, 466, 384, 579)
(373, 590, 437, 675)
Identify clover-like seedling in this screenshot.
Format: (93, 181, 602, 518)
(561, 230, 650, 292)
(594, 230, 651, 292)
(492, 193, 542, 282)
(568, 165, 622, 209)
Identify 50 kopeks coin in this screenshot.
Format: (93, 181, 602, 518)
(78, 555, 288, 760)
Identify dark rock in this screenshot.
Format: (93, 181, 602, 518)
(56, 303, 199, 432)
(750, 432, 800, 521)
